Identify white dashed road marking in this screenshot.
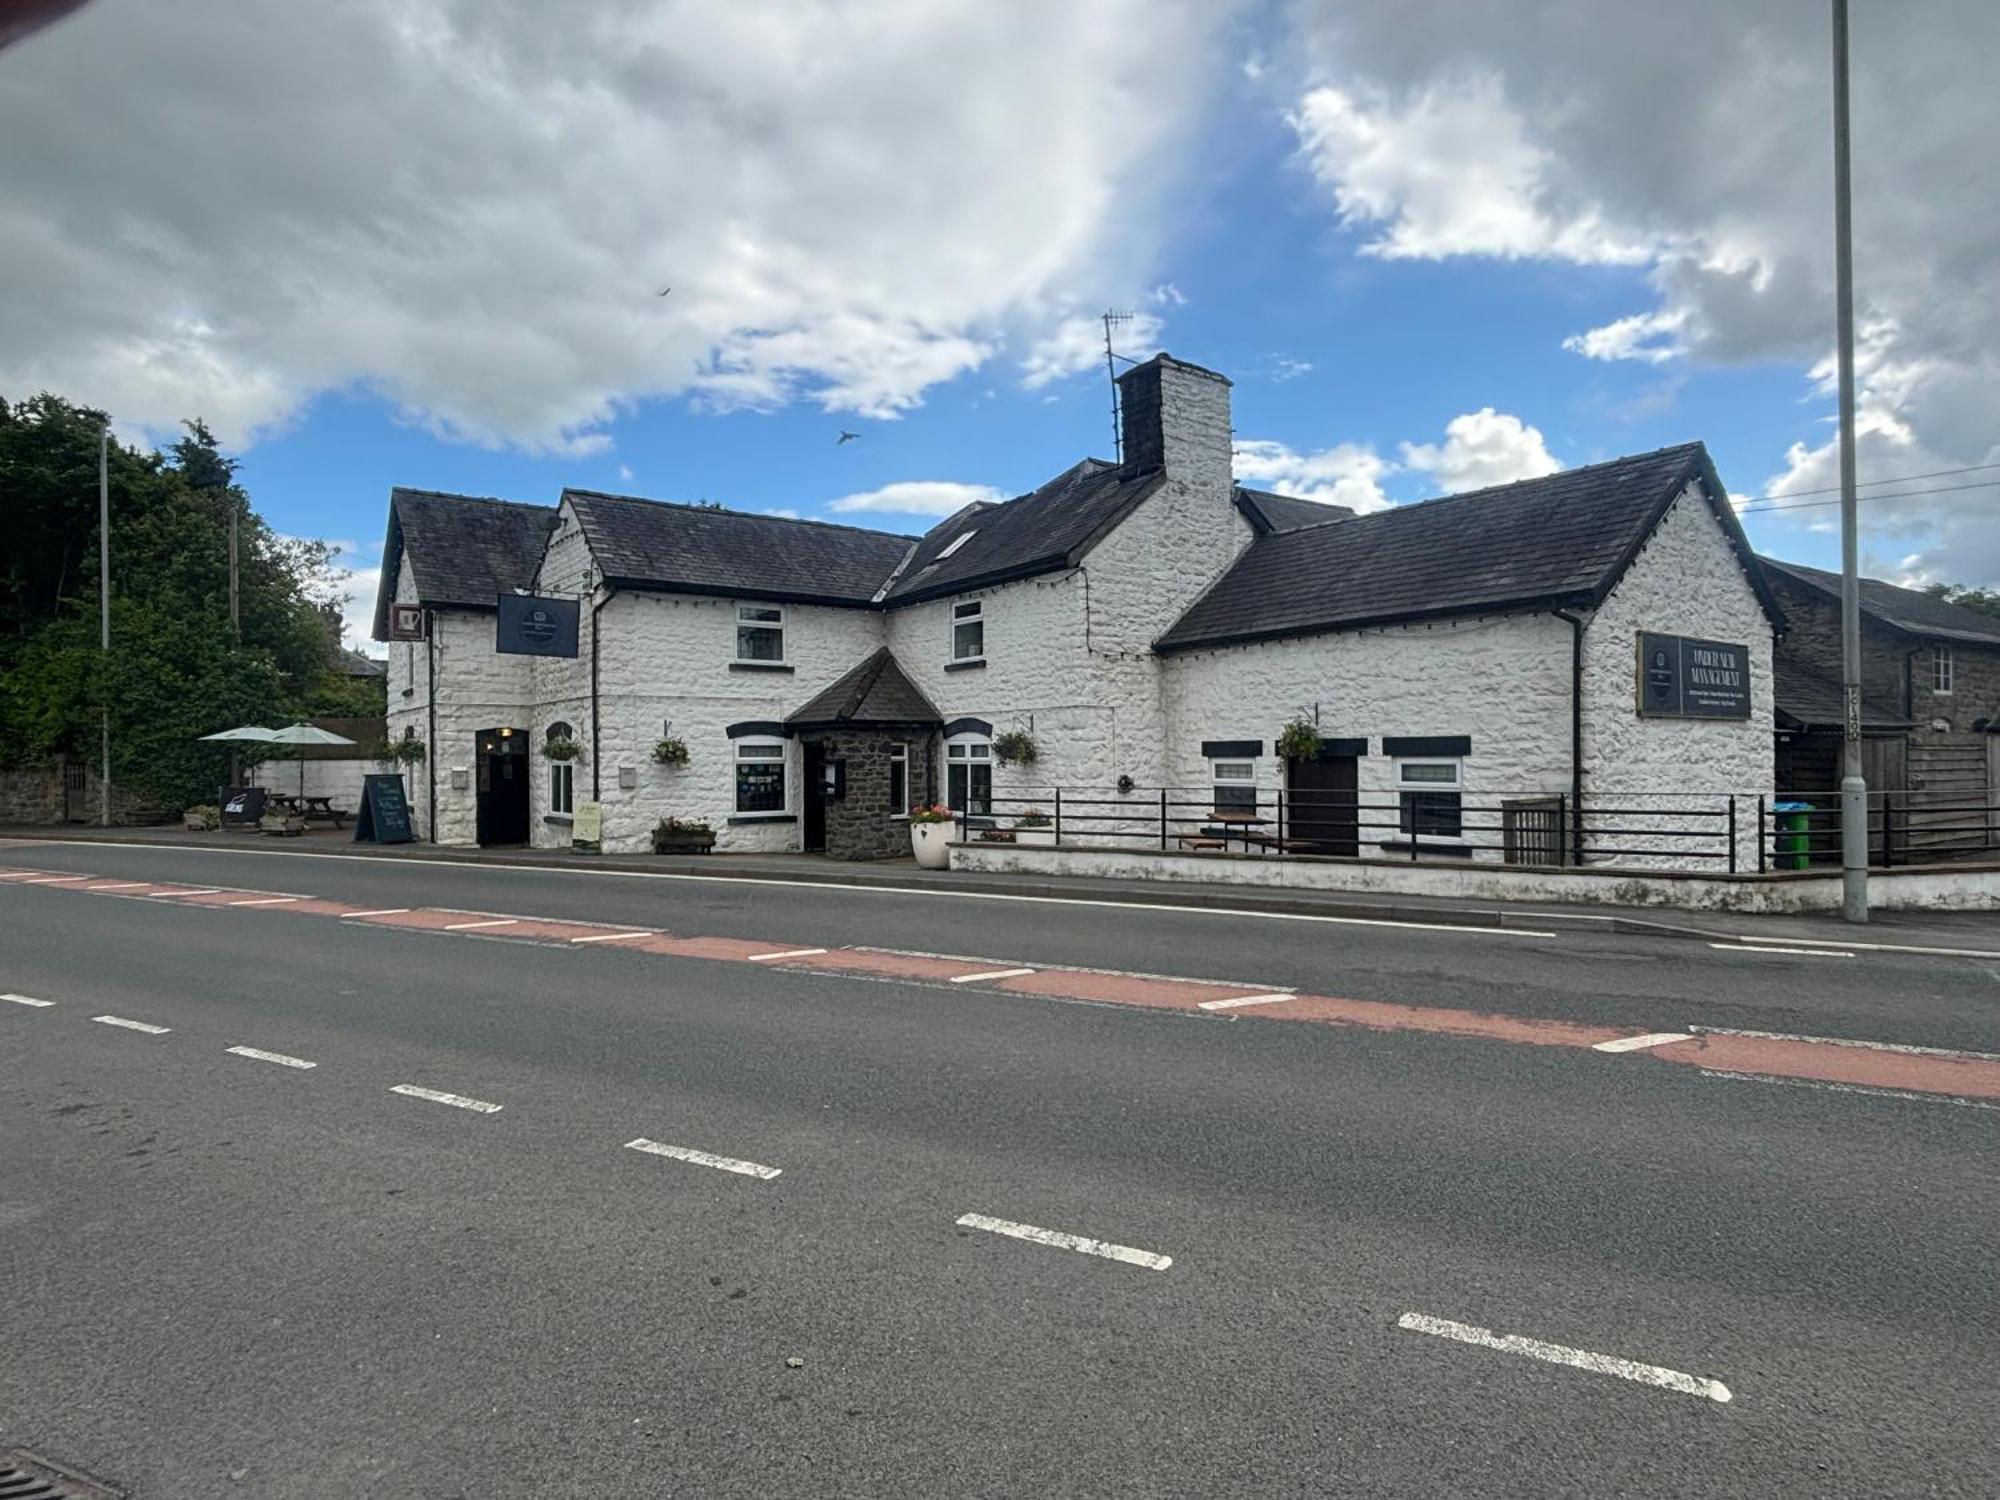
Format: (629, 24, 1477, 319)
(747, 947, 828, 962)
(443, 918, 520, 932)
(1197, 993, 1296, 1011)
(228, 895, 301, 907)
(1396, 1312, 1732, 1403)
(2, 992, 55, 1007)
(624, 1138, 783, 1179)
(163, 888, 222, 897)
(570, 930, 650, 944)
(22, 875, 87, 884)
(226, 1045, 316, 1069)
(1714, 943, 1853, 959)
(344, 908, 411, 919)
(87, 882, 151, 891)
(1592, 1032, 1692, 1054)
(93, 1014, 171, 1035)
(949, 967, 1036, 985)
(956, 1212, 1173, 1271)
(390, 1084, 503, 1113)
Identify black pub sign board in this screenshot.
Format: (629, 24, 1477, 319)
(1636, 632, 1752, 720)
(495, 593, 580, 658)
(354, 773, 415, 843)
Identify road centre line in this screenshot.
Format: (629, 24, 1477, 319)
(956, 1212, 1172, 1270)
(747, 947, 828, 962)
(1699, 1067, 2000, 1111)
(1396, 1312, 1731, 1403)
(1714, 943, 1853, 958)
(85, 881, 151, 891)
(226, 1044, 316, 1069)
(343, 908, 411, 919)
(949, 966, 1037, 984)
(17, 841, 1566, 938)
(2, 993, 55, 1007)
(1592, 1031, 1692, 1054)
(1690, 1025, 2000, 1062)
(390, 1084, 503, 1113)
(93, 1014, 171, 1035)
(624, 1138, 782, 1179)
(1198, 993, 1297, 1011)
(570, 929, 651, 944)
(227, 895, 301, 907)
(21, 875, 87, 884)
(442, 918, 520, 931)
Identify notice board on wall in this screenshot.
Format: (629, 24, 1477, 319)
(1636, 632, 1751, 720)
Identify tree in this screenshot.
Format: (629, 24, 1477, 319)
(1923, 581, 2000, 624)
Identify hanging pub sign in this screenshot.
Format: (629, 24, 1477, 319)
(495, 593, 580, 658)
(388, 603, 427, 641)
(1636, 632, 1752, 720)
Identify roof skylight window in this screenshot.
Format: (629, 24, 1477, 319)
(937, 530, 977, 560)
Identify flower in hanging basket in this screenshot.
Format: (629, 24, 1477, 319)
(993, 730, 1037, 767)
(544, 737, 581, 762)
(1276, 719, 1323, 762)
(908, 802, 955, 824)
(652, 736, 690, 767)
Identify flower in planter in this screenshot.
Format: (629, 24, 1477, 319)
(1014, 808, 1051, 829)
(993, 730, 1037, 767)
(652, 736, 690, 767)
(908, 802, 955, 824)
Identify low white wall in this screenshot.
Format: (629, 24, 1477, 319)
(247, 756, 392, 807)
(949, 841, 2000, 915)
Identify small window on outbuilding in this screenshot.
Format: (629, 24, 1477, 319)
(1210, 759, 1257, 813)
(1396, 759, 1462, 840)
(1932, 645, 1954, 694)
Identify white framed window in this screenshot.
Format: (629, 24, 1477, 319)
(546, 722, 575, 816)
(888, 744, 909, 818)
(1210, 759, 1257, 813)
(736, 603, 785, 663)
(946, 735, 991, 815)
(951, 600, 984, 662)
(938, 529, 977, 560)
(1396, 759, 1462, 840)
(734, 739, 787, 814)
(1932, 645, 1953, 694)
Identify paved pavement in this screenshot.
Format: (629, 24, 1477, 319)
(3, 838, 1998, 1497)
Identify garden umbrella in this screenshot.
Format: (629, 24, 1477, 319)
(197, 725, 279, 741)
(266, 722, 356, 797)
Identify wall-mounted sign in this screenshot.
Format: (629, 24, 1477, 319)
(388, 603, 426, 641)
(495, 593, 580, 657)
(1636, 632, 1751, 720)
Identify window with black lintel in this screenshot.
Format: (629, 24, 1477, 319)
(735, 740, 787, 813)
(1397, 759, 1462, 839)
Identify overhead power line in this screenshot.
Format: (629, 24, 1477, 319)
(1735, 476, 2000, 516)
(1737, 457, 2000, 502)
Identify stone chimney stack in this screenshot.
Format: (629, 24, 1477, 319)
(1117, 353, 1233, 481)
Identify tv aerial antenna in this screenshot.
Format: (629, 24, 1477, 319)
(1102, 308, 1136, 462)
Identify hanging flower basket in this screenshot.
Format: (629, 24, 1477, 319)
(652, 736, 690, 767)
(373, 730, 427, 766)
(544, 737, 581, 762)
(993, 730, 1037, 767)
(1276, 719, 1323, 762)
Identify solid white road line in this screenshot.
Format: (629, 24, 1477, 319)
(226, 1044, 316, 1069)
(2, 992, 55, 1007)
(442, 918, 519, 932)
(1592, 1031, 1692, 1054)
(955, 1212, 1173, 1271)
(624, 1138, 782, 1179)
(1725, 933, 2000, 961)
(1690, 1024, 2000, 1062)
(390, 1084, 503, 1113)
(1713, 942, 1853, 959)
(343, 908, 411, 919)
(227, 895, 301, 907)
(93, 1014, 171, 1035)
(1698, 1068, 2000, 1111)
(570, 929, 651, 944)
(1396, 1312, 1732, 1403)
(949, 967, 1036, 984)
(747, 947, 828, 962)
(1197, 993, 1297, 1011)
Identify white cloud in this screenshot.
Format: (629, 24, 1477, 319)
(1284, 1, 2000, 583)
(617, 464, 635, 484)
(0, 0, 1233, 449)
(1020, 311, 1164, 390)
(825, 480, 1005, 519)
(1401, 408, 1560, 493)
(1149, 282, 1187, 306)
(1271, 356, 1314, 382)
(1232, 439, 1393, 513)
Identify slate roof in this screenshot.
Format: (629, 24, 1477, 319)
(785, 648, 941, 730)
(881, 459, 1164, 604)
(1235, 486, 1356, 534)
(1759, 557, 2000, 647)
(564, 490, 914, 606)
(1773, 659, 1910, 731)
(1158, 443, 1781, 652)
(372, 488, 554, 638)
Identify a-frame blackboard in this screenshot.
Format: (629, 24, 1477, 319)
(354, 773, 415, 844)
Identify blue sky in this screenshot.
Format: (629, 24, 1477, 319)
(7, 2, 1994, 647)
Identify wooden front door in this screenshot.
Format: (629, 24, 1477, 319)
(1286, 753, 1358, 856)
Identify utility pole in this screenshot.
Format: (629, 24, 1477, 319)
(1831, 0, 1868, 922)
(98, 421, 111, 828)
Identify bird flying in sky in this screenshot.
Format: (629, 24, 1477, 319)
(836, 430, 859, 445)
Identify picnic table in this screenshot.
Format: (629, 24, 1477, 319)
(262, 793, 348, 827)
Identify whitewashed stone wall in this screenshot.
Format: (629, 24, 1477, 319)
(247, 754, 393, 806)
(1581, 483, 1774, 870)
(1162, 612, 1573, 859)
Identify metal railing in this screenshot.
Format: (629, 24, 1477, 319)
(956, 786, 1750, 873)
(1758, 790, 2000, 872)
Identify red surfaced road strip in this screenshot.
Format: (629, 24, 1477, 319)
(11, 863, 2000, 1106)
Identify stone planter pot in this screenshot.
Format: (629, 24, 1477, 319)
(910, 821, 952, 869)
(1015, 827, 1056, 847)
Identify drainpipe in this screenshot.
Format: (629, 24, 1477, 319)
(425, 608, 438, 842)
(589, 587, 616, 800)
(1553, 610, 1586, 865)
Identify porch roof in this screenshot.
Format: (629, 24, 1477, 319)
(785, 648, 942, 732)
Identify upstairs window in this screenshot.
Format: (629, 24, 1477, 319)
(946, 736, 991, 816)
(1210, 759, 1257, 812)
(1397, 759, 1462, 840)
(952, 600, 984, 662)
(736, 603, 785, 663)
(1932, 645, 1954, 694)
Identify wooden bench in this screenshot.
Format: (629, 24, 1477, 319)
(1176, 834, 1226, 852)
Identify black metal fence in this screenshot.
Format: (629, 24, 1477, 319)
(1757, 790, 2000, 871)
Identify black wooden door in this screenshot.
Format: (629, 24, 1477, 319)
(803, 742, 828, 853)
(475, 729, 530, 846)
(1286, 754, 1358, 856)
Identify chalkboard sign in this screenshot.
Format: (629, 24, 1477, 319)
(1636, 632, 1752, 720)
(354, 773, 415, 843)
